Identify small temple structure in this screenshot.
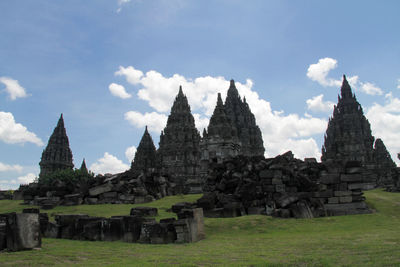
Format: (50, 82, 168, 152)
(321, 75, 375, 164)
(130, 126, 157, 176)
(39, 114, 74, 177)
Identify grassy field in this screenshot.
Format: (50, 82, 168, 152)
(0, 189, 399, 266)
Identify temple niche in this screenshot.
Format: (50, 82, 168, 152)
(39, 114, 74, 177)
(321, 75, 375, 164)
(130, 126, 157, 176)
(157, 86, 202, 194)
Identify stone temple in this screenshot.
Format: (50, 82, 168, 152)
(224, 80, 264, 157)
(157, 86, 202, 194)
(201, 80, 264, 168)
(39, 114, 74, 177)
(321, 75, 375, 164)
(131, 126, 157, 176)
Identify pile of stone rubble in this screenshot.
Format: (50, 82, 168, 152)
(196, 152, 374, 218)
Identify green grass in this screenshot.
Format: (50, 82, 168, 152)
(0, 189, 399, 266)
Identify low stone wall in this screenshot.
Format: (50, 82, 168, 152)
(0, 206, 205, 251)
(196, 152, 373, 218)
(0, 190, 13, 200)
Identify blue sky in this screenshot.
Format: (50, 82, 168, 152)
(1, 0, 400, 189)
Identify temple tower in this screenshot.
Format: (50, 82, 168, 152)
(157, 86, 202, 193)
(224, 80, 265, 157)
(200, 93, 241, 165)
(131, 126, 157, 176)
(39, 114, 74, 177)
(321, 75, 375, 163)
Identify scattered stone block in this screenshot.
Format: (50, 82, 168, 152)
(89, 183, 113, 196)
(130, 207, 158, 217)
(1, 213, 41, 251)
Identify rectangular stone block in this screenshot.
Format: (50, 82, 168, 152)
(259, 169, 274, 179)
(313, 189, 333, 198)
(324, 202, 371, 216)
(339, 196, 352, 203)
(328, 197, 339, 204)
(348, 183, 375, 190)
(2, 213, 41, 251)
(320, 173, 340, 184)
(272, 178, 283, 185)
(340, 174, 362, 182)
(345, 167, 363, 174)
(273, 170, 283, 179)
(89, 183, 113, 196)
(334, 191, 352, 197)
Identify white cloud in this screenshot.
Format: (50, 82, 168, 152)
(0, 162, 23, 173)
(114, 66, 327, 159)
(109, 83, 132, 99)
(89, 152, 129, 175)
(306, 94, 335, 113)
(307, 57, 382, 96)
(366, 92, 400, 164)
(360, 82, 383, 95)
(124, 111, 168, 134)
(17, 173, 36, 184)
(306, 58, 342, 87)
(0, 111, 44, 146)
(193, 113, 210, 133)
(0, 77, 28, 100)
(397, 79, 400, 89)
(125, 146, 137, 162)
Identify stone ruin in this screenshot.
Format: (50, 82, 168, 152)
(321, 75, 397, 188)
(157, 86, 203, 194)
(39, 114, 74, 177)
(17, 80, 266, 206)
(0, 206, 204, 251)
(194, 152, 372, 218)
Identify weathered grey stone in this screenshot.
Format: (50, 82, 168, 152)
(334, 191, 352, 197)
(339, 196, 352, 203)
(2, 213, 41, 251)
(340, 174, 362, 182)
(320, 173, 340, 184)
(89, 183, 113, 196)
(130, 207, 158, 217)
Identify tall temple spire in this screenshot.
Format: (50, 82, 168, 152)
(158, 86, 201, 193)
(340, 75, 353, 99)
(322, 79, 374, 163)
(224, 79, 264, 157)
(80, 158, 88, 173)
(39, 114, 74, 177)
(131, 126, 157, 175)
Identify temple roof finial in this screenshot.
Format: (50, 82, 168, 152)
(340, 74, 353, 99)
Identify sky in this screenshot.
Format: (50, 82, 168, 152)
(1, 0, 400, 190)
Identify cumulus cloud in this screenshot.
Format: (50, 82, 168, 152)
(307, 57, 342, 87)
(366, 92, 400, 164)
(307, 57, 382, 96)
(17, 173, 36, 184)
(89, 152, 129, 174)
(306, 94, 335, 113)
(0, 162, 23, 173)
(0, 77, 28, 100)
(0, 111, 44, 146)
(109, 83, 132, 99)
(125, 146, 137, 162)
(114, 66, 328, 159)
(360, 82, 383, 95)
(397, 79, 400, 89)
(124, 111, 168, 134)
